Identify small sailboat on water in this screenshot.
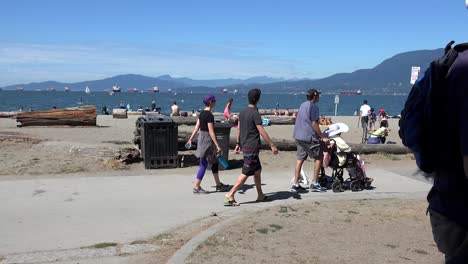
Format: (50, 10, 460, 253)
(85, 86, 91, 94)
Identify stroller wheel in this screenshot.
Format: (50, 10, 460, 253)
(332, 181, 343, 193)
(350, 180, 361, 192)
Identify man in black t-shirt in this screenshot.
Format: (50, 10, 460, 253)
(224, 89, 278, 206)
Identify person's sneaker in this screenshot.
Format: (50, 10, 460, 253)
(193, 187, 209, 194)
(216, 183, 229, 192)
(310, 182, 326, 192)
(291, 184, 307, 193)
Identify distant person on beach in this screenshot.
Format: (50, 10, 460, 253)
(319, 115, 332, 126)
(368, 120, 389, 144)
(359, 100, 371, 142)
(119, 101, 125, 109)
(425, 47, 468, 262)
(187, 95, 227, 194)
(274, 108, 280, 116)
(126, 103, 131, 111)
(102, 105, 109, 115)
(171, 101, 180, 116)
(224, 98, 233, 121)
(224, 89, 278, 206)
(369, 108, 377, 130)
(379, 108, 385, 119)
(359, 100, 371, 127)
(151, 100, 156, 111)
(52, 106, 57, 109)
(19, 107, 23, 112)
(291, 89, 329, 193)
(137, 106, 143, 112)
(284, 109, 290, 116)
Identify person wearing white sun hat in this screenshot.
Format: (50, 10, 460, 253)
(325, 123, 351, 167)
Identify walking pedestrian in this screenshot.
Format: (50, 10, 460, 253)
(224, 89, 278, 206)
(359, 100, 371, 143)
(426, 45, 468, 263)
(187, 95, 228, 194)
(291, 89, 329, 193)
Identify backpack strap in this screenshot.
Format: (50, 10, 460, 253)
(454, 43, 468, 53)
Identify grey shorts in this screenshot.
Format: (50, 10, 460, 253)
(429, 209, 468, 262)
(295, 139, 323, 161)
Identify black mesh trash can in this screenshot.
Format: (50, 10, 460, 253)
(139, 114, 178, 169)
(214, 120, 233, 163)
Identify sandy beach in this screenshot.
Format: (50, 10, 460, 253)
(0, 114, 404, 177)
(0, 114, 442, 264)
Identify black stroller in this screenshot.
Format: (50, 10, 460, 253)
(318, 142, 372, 192)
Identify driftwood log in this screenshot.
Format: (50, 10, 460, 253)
(175, 130, 410, 154)
(16, 106, 97, 127)
(171, 115, 295, 126)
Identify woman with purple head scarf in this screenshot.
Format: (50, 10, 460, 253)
(187, 95, 229, 194)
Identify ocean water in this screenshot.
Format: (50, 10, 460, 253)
(0, 91, 408, 116)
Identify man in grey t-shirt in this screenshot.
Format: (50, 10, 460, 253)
(292, 89, 328, 193)
(224, 89, 279, 206)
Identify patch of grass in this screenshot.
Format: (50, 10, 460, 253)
(154, 233, 173, 240)
(347, 210, 358, 215)
(59, 165, 86, 173)
(384, 244, 398, 249)
(102, 140, 132, 145)
(279, 207, 288, 213)
(94, 242, 117, 248)
(383, 153, 401, 161)
(256, 228, 269, 234)
(344, 218, 352, 223)
(413, 249, 429, 255)
(130, 240, 146, 245)
(33, 189, 46, 196)
(269, 224, 283, 232)
(305, 210, 310, 214)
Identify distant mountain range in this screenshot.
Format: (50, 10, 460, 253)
(1, 48, 444, 94)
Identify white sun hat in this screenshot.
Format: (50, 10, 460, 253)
(327, 123, 350, 137)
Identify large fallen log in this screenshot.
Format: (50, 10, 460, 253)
(175, 131, 410, 154)
(171, 115, 295, 126)
(16, 106, 97, 127)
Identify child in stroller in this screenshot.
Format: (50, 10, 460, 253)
(319, 123, 373, 192)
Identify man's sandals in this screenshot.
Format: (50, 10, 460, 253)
(224, 198, 240, 206)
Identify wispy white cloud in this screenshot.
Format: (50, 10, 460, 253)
(0, 42, 314, 86)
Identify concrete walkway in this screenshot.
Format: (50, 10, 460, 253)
(0, 166, 431, 263)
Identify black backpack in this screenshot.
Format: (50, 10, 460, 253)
(399, 41, 468, 173)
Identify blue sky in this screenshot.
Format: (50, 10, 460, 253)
(1, 0, 468, 86)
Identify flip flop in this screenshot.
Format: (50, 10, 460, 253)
(224, 199, 240, 206)
(256, 196, 271, 202)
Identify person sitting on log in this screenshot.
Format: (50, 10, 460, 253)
(368, 120, 389, 144)
(284, 108, 290, 116)
(274, 108, 280, 116)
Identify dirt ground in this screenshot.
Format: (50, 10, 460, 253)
(186, 198, 443, 264)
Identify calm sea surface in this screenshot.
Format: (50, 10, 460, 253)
(0, 91, 407, 116)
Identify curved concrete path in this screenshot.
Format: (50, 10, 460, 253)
(0, 166, 431, 263)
